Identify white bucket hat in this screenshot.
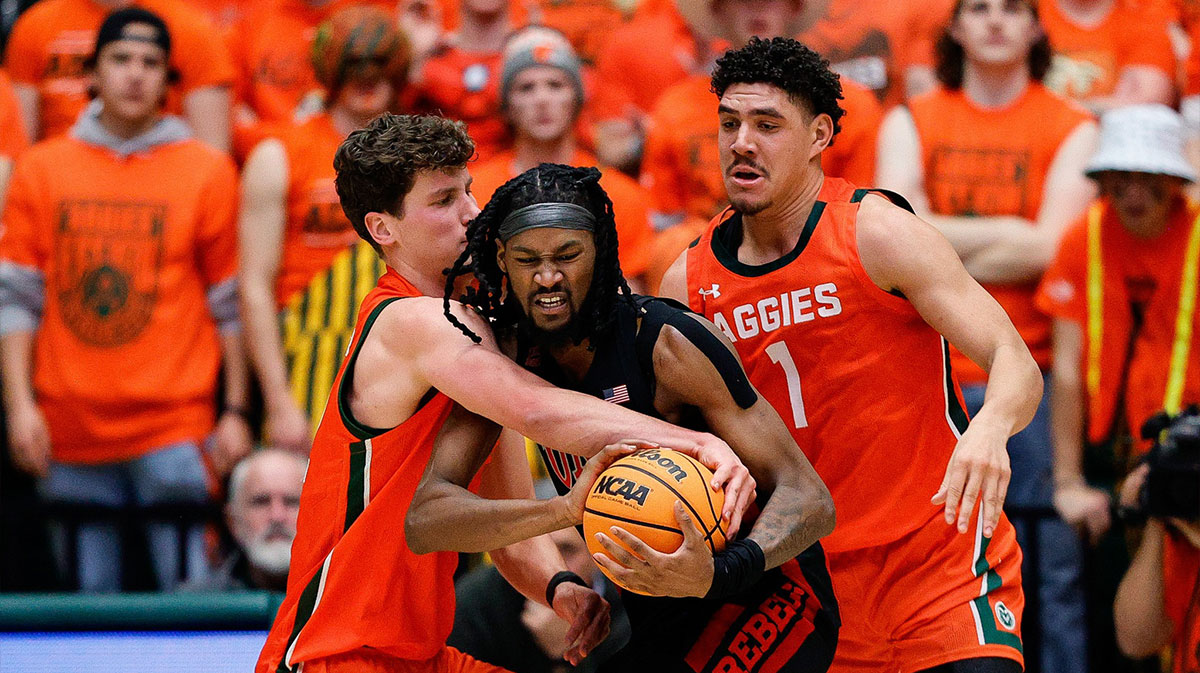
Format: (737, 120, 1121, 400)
(1085, 104, 1197, 183)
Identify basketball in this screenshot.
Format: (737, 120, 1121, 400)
(583, 448, 726, 594)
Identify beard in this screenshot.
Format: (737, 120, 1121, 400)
(240, 523, 294, 576)
(728, 194, 770, 216)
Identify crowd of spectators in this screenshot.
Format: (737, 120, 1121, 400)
(0, 0, 1197, 671)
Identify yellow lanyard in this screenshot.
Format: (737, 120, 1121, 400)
(1086, 200, 1200, 416)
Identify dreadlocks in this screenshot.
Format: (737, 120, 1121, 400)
(443, 163, 634, 345)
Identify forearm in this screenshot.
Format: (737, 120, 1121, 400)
(921, 214, 1011, 260)
(491, 534, 571, 607)
(747, 477, 834, 570)
(219, 329, 250, 409)
(1050, 372, 1087, 486)
(406, 483, 574, 554)
(961, 229, 1054, 284)
(0, 330, 36, 412)
(240, 280, 292, 411)
(1114, 520, 1172, 657)
(184, 87, 232, 153)
(970, 338, 1043, 438)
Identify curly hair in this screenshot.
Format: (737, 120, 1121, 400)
(711, 37, 845, 138)
(935, 0, 1051, 89)
(334, 113, 474, 254)
(442, 163, 633, 345)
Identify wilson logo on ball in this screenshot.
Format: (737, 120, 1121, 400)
(632, 449, 688, 482)
(592, 475, 650, 506)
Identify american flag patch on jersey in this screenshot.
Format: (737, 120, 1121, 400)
(603, 385, 630, 404)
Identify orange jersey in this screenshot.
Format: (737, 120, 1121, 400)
(797, 0, 915, 107)
(408, 47, 507, 162)
(641, 75, 880, 225)
(257, 268, 459, 672)
(0, 133, 238, 463)
(1040, 0, 1176, 101)
(2, 0, 236, 141)
(0, 69, 30, 160)
(1164, 531, 1200, 673)
(685, 177, 969, 552)
(275, 113, 358, 307)
(1188, 14, 1200, 96)
(469, 149, 654, 277)
(909, 83, 1092, 383)
(1035, 198, 1200, 450)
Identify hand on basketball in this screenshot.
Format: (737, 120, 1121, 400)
(565, 441, 644, 524)
(548, 581, 611, 665)
(932, 418, 1011, 537)
(676, 435, 755, 538)
(592, 501, 715, 598)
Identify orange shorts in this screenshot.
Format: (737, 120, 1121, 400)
(302, 646, 512, 673)
(826, 507, 1025, 673)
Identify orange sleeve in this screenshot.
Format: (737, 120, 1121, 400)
(604, 172, 655, 278)
(0, 73, 30, 158)
(1162, 531, 1200, 635)
(195, 153, 240, 286)
(640, 109, 687, 217)
(590, 35, 639, 121)
(3, 10, 48, 86)
(1034, 216, 1088, 324)
(1122, 13, 1176, 75)
(164, 2, 237, 93)
(903, 0, 954, 69)
(0, 152, 51, 269)
(828, 82, 882, 184)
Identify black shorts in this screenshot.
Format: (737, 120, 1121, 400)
(600, 545, 839, 673)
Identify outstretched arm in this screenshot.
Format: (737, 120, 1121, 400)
(856, 195, 1042, 538)
(368, 298, 755, 533)
(593, 318, 834, 597)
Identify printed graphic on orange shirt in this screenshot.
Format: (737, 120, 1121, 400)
(1045, 51, 1116, 100)
(43, 31, 92, 90)
(54, 200, 165, 347)
(302, 179, 357, 248)
(927, 147, 1032, 216)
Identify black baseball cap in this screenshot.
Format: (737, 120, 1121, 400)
(85, 7, 172, 69)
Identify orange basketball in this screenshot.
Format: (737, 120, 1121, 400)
(583, 448, 726, 594)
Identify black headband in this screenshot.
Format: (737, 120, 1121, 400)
(498, 202, 596, 242)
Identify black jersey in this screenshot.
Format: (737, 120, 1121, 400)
(520, 295, 839, 673)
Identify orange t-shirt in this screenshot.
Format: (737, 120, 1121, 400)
(0, 69, 30, 160)
(274, 113, 359, 307)
(1164, 531, 1200, 673)
(534, 0, 627, 66)
(470, 149, 655, 278)
(685, 178, 970, 552)
(191, 0, 251, 43)
(641, 74, 882, 224)
(1040, 0, 1176, 101)
(797, 0, 915, 107)
(256, 268, 459, 672)
(1035, 198, 1200, 449)
(0, 133, 238, 464)
(909, 83, 1092, 383)
(1187, 12, 1200, 96)
(408, 46, 507, 162)
(589, 11, 701, 121)
(3, 0, 236, 141)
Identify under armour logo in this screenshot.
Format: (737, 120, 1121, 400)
(699, 284, 721, 298)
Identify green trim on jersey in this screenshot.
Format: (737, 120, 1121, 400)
(344, 439, 370, 531)
(943, 338, 970, 435)
(276, 557, 328, 673)
(337, 297, 402, 440)
(710, 202, 826, 277)
(971, 535, 1024, 652)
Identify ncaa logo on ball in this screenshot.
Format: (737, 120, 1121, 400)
(995, 602, 1016, 631)
(592, 475, 649, 508)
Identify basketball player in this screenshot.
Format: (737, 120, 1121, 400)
(407, 163, 840, 672)
(660, 38, 1042, 672)
(255, 114, 755, 673)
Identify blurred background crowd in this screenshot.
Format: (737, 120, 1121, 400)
(0, 0, 1197, 671)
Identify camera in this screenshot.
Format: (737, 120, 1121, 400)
(1137, 405, 1200, 520)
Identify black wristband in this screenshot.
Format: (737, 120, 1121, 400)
(546, 570, 589, 605)
(704, 539, 766, 600)
(222, 404, 251, 420)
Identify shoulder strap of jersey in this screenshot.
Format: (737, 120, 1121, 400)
(850, 188, 915, 214)
(633, 296, 758, 410)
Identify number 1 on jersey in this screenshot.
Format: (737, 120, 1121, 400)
(766, 341, 808, 428)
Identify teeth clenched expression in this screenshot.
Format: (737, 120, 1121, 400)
(498, 225, 597, 334)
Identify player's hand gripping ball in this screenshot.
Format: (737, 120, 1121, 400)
(583, 448, 726, 594)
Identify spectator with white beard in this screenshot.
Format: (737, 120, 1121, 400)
(184, 448, 306, 592)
